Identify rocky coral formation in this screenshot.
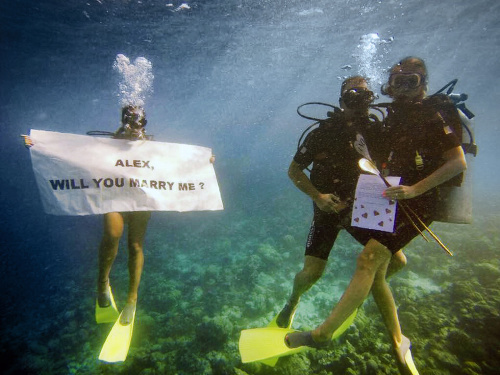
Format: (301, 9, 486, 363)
(2, 194, 499, 374)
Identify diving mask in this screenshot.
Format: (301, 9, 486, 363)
(389, 72, 426, 90)
(341, 88, 374, 109)
(122, 106, 147, 129)
(120, 106, 147, 140)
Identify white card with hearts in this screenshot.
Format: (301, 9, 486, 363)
(351, 174, 401, 233)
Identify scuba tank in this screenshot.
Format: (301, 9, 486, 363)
(430, 79, 477, 224)
(374, 79, 476, 224)
(432, 79, 477, 156)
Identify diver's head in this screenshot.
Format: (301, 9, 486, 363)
(121, 105, 147, 129)
(339, 76, 374, 116)
(382, 57, 428, 102)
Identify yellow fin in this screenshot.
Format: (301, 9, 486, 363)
(404, 349, 420, 375)
(331, 308, 358, 340)
(258, 310, 296, 367)
(256, 307, 356, 367)
(99, 309, 135, 363)
(95, 285, 119, 324)
(239, 328, 307, 363)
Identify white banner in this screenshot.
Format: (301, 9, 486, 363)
(29, 129, 224, 215)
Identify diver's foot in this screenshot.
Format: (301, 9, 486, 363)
(284, 331, 331, 349)
(394, 335, 419, 375)
(276, 302, 298, 328)
(97, 280, 111, 308)
(119, 302, 136, 326)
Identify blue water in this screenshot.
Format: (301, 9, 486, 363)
(1, 1, 499, 374)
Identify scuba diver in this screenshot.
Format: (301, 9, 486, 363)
(88, 104, 152, 362)
(21, 105, 150, 361)
(96, 105, 150, 329)
(23, 104, 216, 363)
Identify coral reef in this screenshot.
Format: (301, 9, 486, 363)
(2, 192, 499, 374)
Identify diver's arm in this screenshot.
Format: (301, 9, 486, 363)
(288, 160, 345, 213)
(288, 160, 320, 199)
(384, 146, 467, 200)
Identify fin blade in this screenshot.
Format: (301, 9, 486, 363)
(404, 349, 420, 375)
(99, 311, 135, 363)
(251, 307, 355, 366)
(95, 286, 119, 324)
(258, 311, 292, 366)
(258, 308, 298, 366)
(259, 357, 279, 367)
(239, 328, 307, 363)
(331, 308, 358, 340)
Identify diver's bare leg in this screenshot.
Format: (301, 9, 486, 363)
(97, 212, 125, 307)
(277, 255, 327, 327)
(120, 211, 150, 324)
(312, 239, 391, 341)
(371, 257, 403, 347)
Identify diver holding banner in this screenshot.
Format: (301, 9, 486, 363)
(21, 54, 222, 364)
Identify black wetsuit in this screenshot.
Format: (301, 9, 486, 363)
(293, 112, 376, 260)
(347, 95, 462, 253)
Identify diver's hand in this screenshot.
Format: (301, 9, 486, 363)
(21, 134, 34, 148)
(314, 193, 347, 213)
(383, 185, 419, 200)
(210, 155, 215, 164)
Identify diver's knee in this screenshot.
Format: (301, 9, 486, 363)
(395, 251, 407, 267)
(297, 265, 324, 286)
(355, 252, 374, 273)
(303, 258, 327, 280)
(356, 241, 390, 272)
(128, 242, 144, 256)
(101, 233, 121, 249)
(390, 251, 407, 271)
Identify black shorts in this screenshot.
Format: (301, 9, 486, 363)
(304, 204, 350, 260)
(345, 195, 436, 254)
